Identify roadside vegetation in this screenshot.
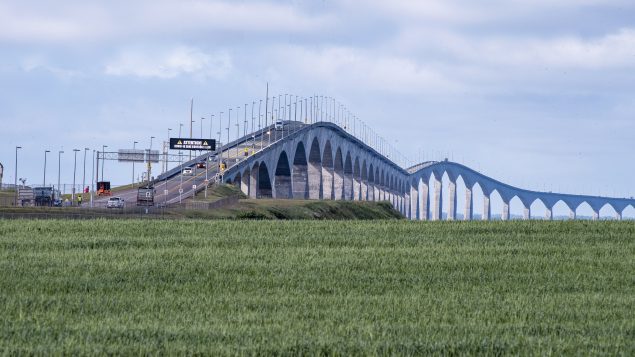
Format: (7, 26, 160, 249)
(1, 220, 634, 354)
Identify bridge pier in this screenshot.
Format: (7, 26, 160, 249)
(448, 179, 457, 220)
(545, 206, 553, 220)
(249, 166, 258, 199)
(404, 192, 410, 218)
(483, 194, 491, 221)
(592, 210, 599, 221)
(502, 201, 510, 221)
(433, 176, 443, 221)
(410, 184, 418, 221)
(523, 206, 531, 220)
(616, 212, 622, 220)
(570, 209, 576, 220)
(361, 181, 368, 201)
(241, 171, 250, 196)
(419, 181, 429, 220)
(464, 187, 473, 221)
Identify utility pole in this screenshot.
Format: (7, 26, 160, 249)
(14, 146, 21, 206)
(132, 141, 138, 187)
(189, 98, 194, 160)
(72, 149, 80, 204)
(58, 150, 64, 195)
(43, 150, 50, 187)
(82, 148, 88, 196)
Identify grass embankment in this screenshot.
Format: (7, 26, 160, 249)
(1, 220, 634, 354)
(182, 183, 403, 220)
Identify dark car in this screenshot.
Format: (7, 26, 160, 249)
(196, 162, 206, 169)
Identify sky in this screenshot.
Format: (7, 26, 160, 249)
(1, 0, 634, 206)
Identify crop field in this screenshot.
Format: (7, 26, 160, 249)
(1, 220, 634, 355)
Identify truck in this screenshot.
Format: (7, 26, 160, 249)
(137, 186, 155, 206)
(97, 181, 111, 196)
(33, 187, 55, 206)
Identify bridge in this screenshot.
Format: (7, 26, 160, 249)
(96, 110, 634, 220)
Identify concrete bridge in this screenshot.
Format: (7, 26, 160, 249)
(217, 121, 634, 220)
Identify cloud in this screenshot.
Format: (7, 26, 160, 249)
(269, 45, 463, 94)
(0, 1, 332, 44)
(104, 46, 232, 79)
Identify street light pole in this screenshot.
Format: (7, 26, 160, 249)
(148, 136, 155, 184)
(166, 129, 171, 173)
(72, 149, 80, 205)
(82, 148, 88, 196)
(132, 141, 138, 187)
(14, 146, 21, 206)
(57, 150, 64, 195)
(101, 145, 107, 180)
(43, 150, 50, 187)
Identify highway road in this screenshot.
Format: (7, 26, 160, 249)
(91, 121, 305, 208)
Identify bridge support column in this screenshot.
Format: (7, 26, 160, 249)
(419, 181, 429, 220)
(241, 172, 250, 196)
(353, 178, 360, 201)
(464, 187, 473, 221)
(545, 206, 553, 220)
(448, 179, 457, 220)
(433, 177, 443, 221)
(502, 201, 510, 221)
(592, 210, 599, 221)
(616, 212, 622, 220)
(410, 184, 418, 221)
(570, 209, 576, 220)
(321, 165, 333, 200)
(523, 206, 531, 220)
(483, 194, 491, 221)
(361, 181, 368, 201)
(404, 192, 410, 218)
(249, 167, 258, 199)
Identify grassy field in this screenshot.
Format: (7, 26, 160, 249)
(1, 220, 634, 355)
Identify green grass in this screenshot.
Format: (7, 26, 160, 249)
(1, 220, 634, 355)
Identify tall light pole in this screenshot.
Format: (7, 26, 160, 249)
(166, 129, 172, 173)
(218, 111, 223, 167)
(43, 150, 50, 187)
(132, 141, 138, 186)
(57, 150, 64, 195)
(72, 149, 80, 204)
(82, 148, 88, 196)
(148, 136, 155, 183)
(14, 146, 21, 206)
(189, 98, 194, 160)
(200, 117, 205, 138)
(91, 150, 95, 207)
(101, 145, 107, 180)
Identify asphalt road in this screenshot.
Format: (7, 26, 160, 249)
(91, 121, 305, 208)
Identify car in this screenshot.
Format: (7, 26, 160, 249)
(182, 167, 193, 175)
(106, 197, 125, 209)
(274, 120, 283, 130)
(196, 162, 206, 169)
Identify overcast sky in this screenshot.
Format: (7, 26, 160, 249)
(1, 0, 634, 204)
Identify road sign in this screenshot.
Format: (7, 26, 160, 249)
(170, 138, 216, 151)
(192, 184, 197, 190)
(164, 190, 168, 195)
(179, 188, 184, 194)
(118, 149, 145, 162)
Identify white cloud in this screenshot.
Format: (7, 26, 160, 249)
(0, 1, 332, 44)
(445, 28, 635, 69)
(268, 45, 463, 94)
(105, 46, 232, 79)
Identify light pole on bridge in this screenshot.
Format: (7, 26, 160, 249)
(14, 146, 21, 206)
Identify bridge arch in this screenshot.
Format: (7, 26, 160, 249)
(257, 162, 272, 198)
(274, 151, 292, 199)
